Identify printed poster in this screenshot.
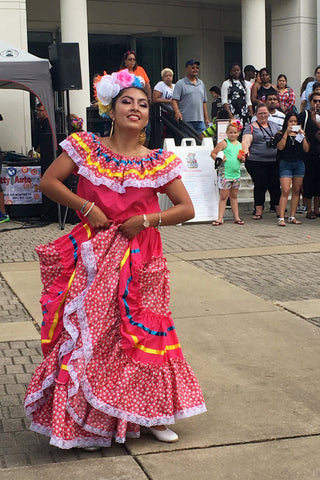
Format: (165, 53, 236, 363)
(0, 165, 42, 205)
(179, 149, 218, 222)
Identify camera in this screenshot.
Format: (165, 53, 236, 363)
(291, 125, 300, 132)
(266, 138, 276, 149)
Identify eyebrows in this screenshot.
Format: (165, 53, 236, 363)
(120, 95, 148, 102)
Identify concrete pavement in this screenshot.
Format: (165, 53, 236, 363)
(0, 210, 320, 479)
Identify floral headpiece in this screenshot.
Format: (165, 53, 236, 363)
(228, 119, 243, 131)
(94, 69, 145, 118)
(70, 115, 83, 131)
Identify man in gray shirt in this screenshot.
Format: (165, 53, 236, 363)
(172, 59, 210, 134)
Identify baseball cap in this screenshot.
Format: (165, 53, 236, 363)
(185, 59, 200, 68)
(244, 64, 258, 73)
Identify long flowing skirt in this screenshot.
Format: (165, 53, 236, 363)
(24, 222, 206, 449)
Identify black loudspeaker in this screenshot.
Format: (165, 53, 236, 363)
(48, 43, 82, 91)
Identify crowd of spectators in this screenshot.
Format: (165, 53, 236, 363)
(90, 52, 320, 225)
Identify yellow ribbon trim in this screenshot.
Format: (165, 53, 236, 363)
(60, 364, 68, 370)
(73, 133, 177, 179)
(134, 342, 181, 356)
(124, 328, 180, 355)
(120, 247, 131, 270)
(41, 222, 92, 345)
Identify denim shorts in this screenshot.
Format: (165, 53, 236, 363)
(186, 121, 207, 134)
(279, 159, 305, 178)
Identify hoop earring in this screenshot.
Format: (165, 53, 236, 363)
(110, 120, 114, 137)
(139, 125, 147, 145)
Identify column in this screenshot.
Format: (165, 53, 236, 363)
(0, 0, 31, 152)
(241, 0, 266, 70)
(271, 0, 317, 101)
(60, 0, 90, 129)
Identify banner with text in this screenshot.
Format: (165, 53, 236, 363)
(0, 165, 42, 205)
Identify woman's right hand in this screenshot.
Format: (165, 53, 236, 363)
(85, 204, 110, 229)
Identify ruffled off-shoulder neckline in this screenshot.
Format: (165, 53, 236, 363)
(60, 131, 184, 194)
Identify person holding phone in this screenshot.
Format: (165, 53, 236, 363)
(275, 112, 309, 226)
(297, 92, 320, 218)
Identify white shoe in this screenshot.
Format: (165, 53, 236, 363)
(148, 426, 179, 443)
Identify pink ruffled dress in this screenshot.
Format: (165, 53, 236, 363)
(24, 132, 206, 449)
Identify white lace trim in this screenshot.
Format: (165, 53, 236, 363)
(30, 421, 52, 437)
(30, 421, 139, 449)
(24, 371, 57, 414)
(26, 230, 207, 441)
(60, 138, 185, 194)
(50, 435, 112, 449)
(60, 139, 83, 166)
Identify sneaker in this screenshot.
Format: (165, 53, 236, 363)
(0, 213, 9, 224)
(296, 205, 306, 213)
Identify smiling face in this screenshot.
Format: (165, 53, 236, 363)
(255, 106, 269, 124)
(226, 125, 239, 141)
(110, 87, 149, 131)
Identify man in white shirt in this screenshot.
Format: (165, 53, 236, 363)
(252, 93, 285, 128)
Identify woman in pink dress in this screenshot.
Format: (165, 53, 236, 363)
(24, 70, 206, 450)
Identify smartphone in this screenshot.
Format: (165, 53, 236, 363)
(291, 125, 300, 132)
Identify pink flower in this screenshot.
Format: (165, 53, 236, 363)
(116, 69, 135, 88)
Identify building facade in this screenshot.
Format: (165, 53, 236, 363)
(0, 0, 318, 152)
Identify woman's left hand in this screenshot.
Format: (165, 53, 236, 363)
(118, 215, 144, 240)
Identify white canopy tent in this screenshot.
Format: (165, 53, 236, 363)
(0, 40, 56, 148)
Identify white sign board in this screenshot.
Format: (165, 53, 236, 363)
(163, 138, 219, 222)
(0, 165, 42, 205)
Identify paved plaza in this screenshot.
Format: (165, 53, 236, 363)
(0, 209, 320, 479)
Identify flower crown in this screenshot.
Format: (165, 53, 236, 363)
(70, 116, 83, 131)
(94, 69, 145, 118)
(228, 119, 243, 131)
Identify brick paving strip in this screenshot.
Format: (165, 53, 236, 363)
(0, 340, 126, 468)
(1, 214, 320, 468)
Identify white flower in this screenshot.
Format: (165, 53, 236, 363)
(96, 73, 121, 106)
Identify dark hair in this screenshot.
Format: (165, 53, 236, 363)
(209, 86, 221, 95)
(228, 63, 245, 88)
(314, 65, 320, 75)
(120, 50, 137, 70)
(312, 82, 320, 91)
(309, 91, 320, 103)
(282, 111, 299, 133)
(265, 92, 278, 100)
(300, 76, 314, 96)
(110, 86, 150, 111)
(259, 67, 270, 76)
(255, 102, 268, 114)
(277, 74, 287, 85)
